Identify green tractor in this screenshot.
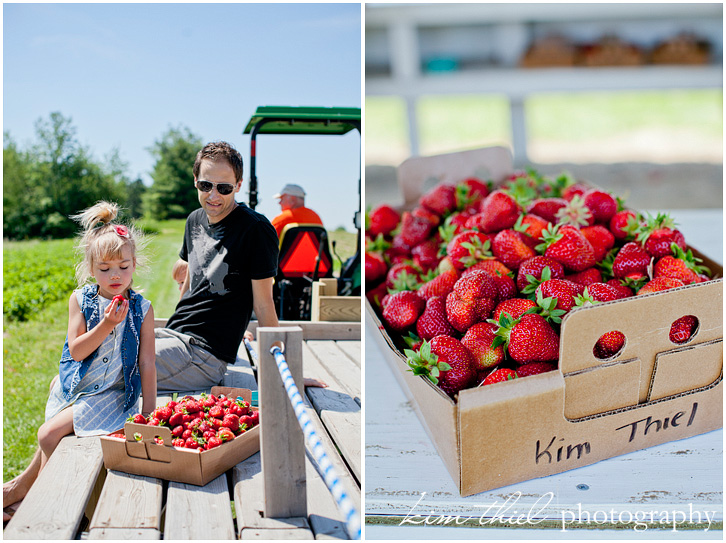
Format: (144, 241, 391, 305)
(243, 106, 361, 320)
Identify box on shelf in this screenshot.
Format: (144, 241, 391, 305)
(370, 146, 723, 497)
(100, 386, 259, 486)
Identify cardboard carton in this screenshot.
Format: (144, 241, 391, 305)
(100, 387, 260, 486)
(368, 146, 723, 496)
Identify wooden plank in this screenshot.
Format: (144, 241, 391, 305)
(336, 340, 361, 367)
(305, 340, 361, 401)
(232, 453, 313, 537)
(301, 344, 361, 482)
(258, 327, 307, 519)
(303, 402, 362, 496)
(319, 278, 338, 296)
(304, 446, 358, 539)
(164, 474, 235, 540)
(248, 321, 361, 340)
(4, 436, 104, 540)
(87, 528, 161, 539)
(241, 528, 314, 539)
(89, 471, 163, 531)
(314, 296, 361, 322)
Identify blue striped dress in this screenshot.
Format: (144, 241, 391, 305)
(45, 291, 151, 436)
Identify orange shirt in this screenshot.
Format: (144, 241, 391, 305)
(271, 206, 324, 238)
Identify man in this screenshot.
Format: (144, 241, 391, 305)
(271, 183, 323, 238)
(154, 141, 281, 392)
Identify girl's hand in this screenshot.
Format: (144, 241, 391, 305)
(103, 297, 128, 327)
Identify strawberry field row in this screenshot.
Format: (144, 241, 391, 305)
(3, 240, 77, 321)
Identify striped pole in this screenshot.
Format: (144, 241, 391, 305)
(245, 339, 361, 539)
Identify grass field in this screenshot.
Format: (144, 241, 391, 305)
(3, 221, 357, 481)
(365, 89, 723, 164)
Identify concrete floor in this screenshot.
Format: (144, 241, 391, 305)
(365, 162, 723, 211)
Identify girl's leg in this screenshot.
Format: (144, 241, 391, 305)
(37, 408, 74, 469)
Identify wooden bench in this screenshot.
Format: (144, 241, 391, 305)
(4, 321, 361, 540)
(311, 279, 362, 322)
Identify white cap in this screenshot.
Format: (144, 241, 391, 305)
(273, 183, 306, 199)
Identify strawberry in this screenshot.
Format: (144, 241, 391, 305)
(479, 367, 517, 387)
(514, 213, 549, 249)
(653, 245, 710, 285)
(222, 413, 241, 433)
(461, 259, 512, 279)
(565, 267, 602, 287)
(606, 278, 634, 299)
(492, 298, 536, 322)
(526, 197, 568, 224)
(516, 361, 557, 377)
(554, 195, 594, 228)
(416, 296, 459, 340)
(669, 315, 699, 344)
(411, 206, 441, 227)
(405, 336, 477, 397)
(417, 268, 459, 300)
(421, 184, 458, 217)
(365, 281, 388, 309)
(612, 242, 651, 280)
(457, 177, 490, 209)
(476, 190, 522, 233)
(385, 262, 420, 290)
(537, 224, 596, 272)
(129, 413, 147, 424)
(367, 204, 401, 237)
(382, 290, 425, 332)
(184, 400, 202, 413)
(517, 256, 565, 293)
(536, 279, 582, 314)
(574, 283, 621, 306)
(364, 252, 387, 285)
(562, 182, 590, 201)
(446, 231, 492, 270)
(396, 211, 434, 248)
(461, 322, 504, 371)
(112, 294, 126, 305)
(580, 225, 614, 262)
(217, 427, 236, 442)
(593, 331, 625, 359)
(636, 213, 687, 258)
(172, 425, 185, 438)
(185, 437, 202, 449)
(583, 189, 617, 223)
(637, 277, 685, 296)
(206, 436, 223, 450)
(153, 406, 172, 423)
(445, 271, 499, 332)
(411, 238, 441, 272)
(490, 273, 517, 301)
(491, 313, 560, 365)
(609, 209, 639, 241)
(492, 229, 536, 270)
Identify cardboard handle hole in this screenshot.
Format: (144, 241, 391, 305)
(593, 330, 626, 360)
(669, 315, 699, 345)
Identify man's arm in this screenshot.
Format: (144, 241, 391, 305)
(179, 263, 190, 300)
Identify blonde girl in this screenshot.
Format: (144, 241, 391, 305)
(4, 202, 156, 516)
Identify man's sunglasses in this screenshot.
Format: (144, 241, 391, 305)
(196, 180, 236, 195)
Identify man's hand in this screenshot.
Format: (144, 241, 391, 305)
(304, 377, 328, 388)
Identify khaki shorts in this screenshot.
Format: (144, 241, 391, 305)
(154, 328, 227, 393)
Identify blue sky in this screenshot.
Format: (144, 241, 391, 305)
(4, 3, 362, 230)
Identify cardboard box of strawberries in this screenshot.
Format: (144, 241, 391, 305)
(365, 146, 723, 496)
(100, 387, 260, 486)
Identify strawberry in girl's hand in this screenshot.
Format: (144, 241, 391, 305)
(112, 294, 126, 305)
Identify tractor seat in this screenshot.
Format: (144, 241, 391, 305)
(277, 223, 333, 280)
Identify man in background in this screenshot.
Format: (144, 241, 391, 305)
(271, 183, 323, 238)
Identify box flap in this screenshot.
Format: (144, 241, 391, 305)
(397, 146, 513, 210)
(212, 386, 253, 404)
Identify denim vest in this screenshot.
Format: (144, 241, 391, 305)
(59, 284, 145, 411)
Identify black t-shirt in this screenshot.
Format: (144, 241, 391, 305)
(165, 204, 279, 363)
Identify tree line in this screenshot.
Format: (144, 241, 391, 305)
(4, 112, 204, 239)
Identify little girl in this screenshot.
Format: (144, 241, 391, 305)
(4, 202, 156, 517)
